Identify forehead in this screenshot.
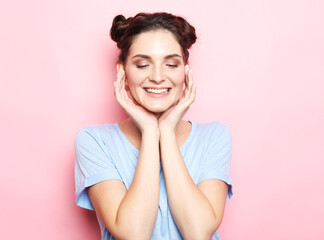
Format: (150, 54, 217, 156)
(128, 29, 183, 58)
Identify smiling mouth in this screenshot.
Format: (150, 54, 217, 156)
(144, 88, 171, 94)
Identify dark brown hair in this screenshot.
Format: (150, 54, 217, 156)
(110, 12, 197, 64)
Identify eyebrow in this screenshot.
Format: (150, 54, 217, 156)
(131, 54, 182, 60)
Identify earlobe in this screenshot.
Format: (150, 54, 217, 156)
(116, 62, 124, 73)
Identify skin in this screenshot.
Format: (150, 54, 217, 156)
(88, 29, 229, 240)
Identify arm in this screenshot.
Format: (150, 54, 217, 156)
(88, 128, 160, 240)
(159, 67, 228, 239)
(88, 68, 160, 240)
(160, 130, 228, 239)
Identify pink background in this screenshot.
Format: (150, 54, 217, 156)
(1, 0, 323, 239)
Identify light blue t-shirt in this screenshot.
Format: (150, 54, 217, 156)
(75, 121, 233, 240)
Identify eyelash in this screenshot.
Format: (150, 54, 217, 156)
(167, 64, 179, 68)
(136, 65, 148, 69)
(136, 64, 179, 69)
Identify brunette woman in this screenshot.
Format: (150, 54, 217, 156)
(75, 12, 233, 240)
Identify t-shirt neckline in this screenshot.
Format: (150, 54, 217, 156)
(115, 121, 196, 153)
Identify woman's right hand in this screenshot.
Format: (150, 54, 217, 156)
(114, 68, 158, 132)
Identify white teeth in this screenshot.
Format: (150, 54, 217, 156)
(145, 88, 169, 94)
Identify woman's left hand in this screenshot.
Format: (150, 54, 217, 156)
(158, 65, 196, 132)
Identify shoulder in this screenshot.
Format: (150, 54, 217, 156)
(192, 120, 231, 140)
(75, 123, 118, 145)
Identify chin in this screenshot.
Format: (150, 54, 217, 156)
(145, 104, 171, 113)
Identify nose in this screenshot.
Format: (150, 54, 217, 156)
(149, 65, 165, 83)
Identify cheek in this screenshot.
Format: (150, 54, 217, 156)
(176, 75, 186, 92)
(169, 71, 185, 85)
(169, 72, 186, 98)
(125, 69, 144, 87)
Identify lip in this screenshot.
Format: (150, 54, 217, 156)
(143, 87, 171, 89)
(143, 87, 171, 98)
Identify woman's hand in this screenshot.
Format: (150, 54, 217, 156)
(158, 65, 196, 132)
(114, 68, 158, 132)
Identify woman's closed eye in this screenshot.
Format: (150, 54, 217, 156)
(167, 64, 179, 68)
(135, 60, 180, 69)
(136, 64, 179, 69)
(136, 64, 149, 69)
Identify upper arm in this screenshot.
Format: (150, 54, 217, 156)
(197, 179, 228, 227)
(87, 180, 127, 237)
(74, 128, 127, 237)
(196, 123, 233, 230)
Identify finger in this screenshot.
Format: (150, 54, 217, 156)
(116, 69, 125, 90)
(126, 90, 138, 105)
(121, 69, 126, 91)
(188, 69, 193, 88)
(114, 80, 121, 101)
(113, 81, 117, 96)
(189, 82, 196, 103)
(177, 69, 191, 105)
(185, 64, 189, 85)
(115, 70, 127, 104)
(182, 70, 195, 106)
(114, 71, 121, 97)
(184, 68, 193, 99)
(119, 70, 129, 99)
(181, 68, 189, 99)
(188, 72, 196, 104)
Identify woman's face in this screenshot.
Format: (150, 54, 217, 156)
(121, 29, 187, 113)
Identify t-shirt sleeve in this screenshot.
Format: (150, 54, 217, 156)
(74, 128, 122, 210)
(197, 123, 233, 200)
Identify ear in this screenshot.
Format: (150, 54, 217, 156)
(116, 62, 124, 72)
(116, 62, 129, 87)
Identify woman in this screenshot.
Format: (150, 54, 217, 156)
(75, 12, 233, 240)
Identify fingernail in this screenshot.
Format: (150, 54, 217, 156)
(117, 70, 121, 78)
(113, 81, 117, 87)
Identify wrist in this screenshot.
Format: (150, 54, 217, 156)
(159, 127, 176, 140)
(142, 126, 160, 139)
(159, 123, 176, 135)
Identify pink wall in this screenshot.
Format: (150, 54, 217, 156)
(1, 0, 323, 239)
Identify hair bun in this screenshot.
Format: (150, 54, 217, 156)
(177, 16, 197, 49)
(110, 15, 130, 48)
